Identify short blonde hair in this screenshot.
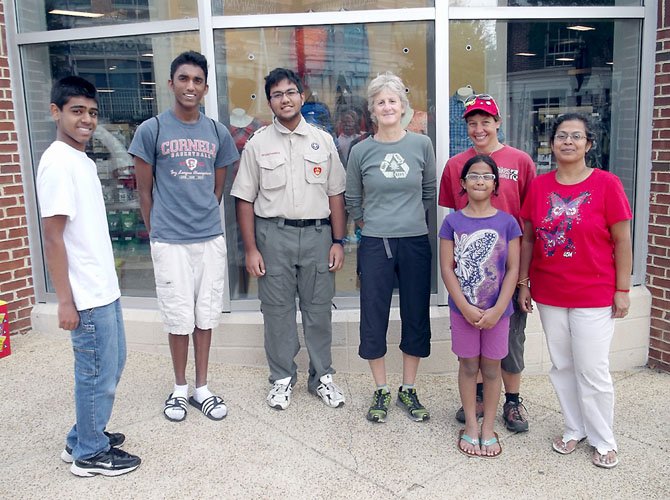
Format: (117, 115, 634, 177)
(367, 72, 409, 124)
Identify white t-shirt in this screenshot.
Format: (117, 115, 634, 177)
(36, 141, 120, 310)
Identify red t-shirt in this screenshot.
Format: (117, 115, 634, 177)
(520, 168, 632, 308)
(438, 145, 536, 225)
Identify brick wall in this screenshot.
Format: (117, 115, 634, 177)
(648, 0, 670, 372)
(0, 2, 34, 334)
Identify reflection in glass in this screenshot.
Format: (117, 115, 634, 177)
(212, 0, 432, 16)
(214, 22, 435, 300)
(449, 19, 640, 217)
(18, 0, 198, 32)
(449, 0, 639, 5)
(23, 34, 200, 297)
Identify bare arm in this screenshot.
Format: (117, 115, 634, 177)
(236, 198, 265, 277)
(134, 156, 154, 233)
(518, 220, 534, 313)
(611, 219, 632, 318)
(214, 167, 226, 204)
(42, 216, 79, 330)
(328, 193, 346, 272)
(439, 238, 484, 325)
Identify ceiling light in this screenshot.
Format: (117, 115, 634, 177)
(97, 89, 115, 93)
(567, 25, 595, 32)
(142, 97, 154, 100)
(108, 66, 117, 70)
(49, 9, 104, 18)
(515, 52, 536, 57)
(556, 57, 575, 62)
(141, 53, 154, 57)
(140, 82, 156, 85)
(606, 61, 614, 65)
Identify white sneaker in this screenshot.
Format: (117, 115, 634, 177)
(267, 378, 293, 410)
(313, 374, 345, 408)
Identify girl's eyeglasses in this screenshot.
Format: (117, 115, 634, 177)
(465, 173, 496, 182)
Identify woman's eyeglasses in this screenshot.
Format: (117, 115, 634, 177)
(554, 132, 586, 142)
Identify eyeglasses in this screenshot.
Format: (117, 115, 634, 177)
(554, 132, 586, 142)
(465, 173, 496, 182)
(269, 89, 300, 101)
(464, 93, 493, 107)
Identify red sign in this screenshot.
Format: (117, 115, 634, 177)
(0, 300, 11, 360)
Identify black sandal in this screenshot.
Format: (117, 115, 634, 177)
(188, 395, 227, 421)
(163, 394, 188, 422)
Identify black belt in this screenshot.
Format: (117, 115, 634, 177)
(281, 218, 330, 227)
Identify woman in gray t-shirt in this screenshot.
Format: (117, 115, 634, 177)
(345, 72, 436, 424)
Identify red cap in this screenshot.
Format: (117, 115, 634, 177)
(463, 94, 500, 119)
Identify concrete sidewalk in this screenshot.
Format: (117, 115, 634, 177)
(1, 330, 668, 499)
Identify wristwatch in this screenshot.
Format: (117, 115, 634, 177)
(332, 238, 345, 246)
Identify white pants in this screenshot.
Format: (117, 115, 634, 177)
(537, 303, 617, 455)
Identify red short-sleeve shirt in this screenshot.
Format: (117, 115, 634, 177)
(520, 168, 632, 308)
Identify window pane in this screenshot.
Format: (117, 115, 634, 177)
(215, 21, 436, 299)
(18, 1, 198, 32)
(449, 19, 640, 217)
(23, 33, 200, 297)
(449, 1, 640, 5)
(212, 0, 432, 16)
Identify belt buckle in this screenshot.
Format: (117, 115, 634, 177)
(296, 219, 306, 227)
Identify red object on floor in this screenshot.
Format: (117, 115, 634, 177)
(0, 300, 11, 359)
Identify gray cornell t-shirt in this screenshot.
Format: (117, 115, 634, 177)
(129, 110, 239, 243)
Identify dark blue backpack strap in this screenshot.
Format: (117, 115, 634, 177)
(210, 117, 221, 146)
(153, 115, 160, 179)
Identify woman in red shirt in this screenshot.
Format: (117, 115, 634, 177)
(518, 113, 632, 469)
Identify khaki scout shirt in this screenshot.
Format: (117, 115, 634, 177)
(231, 117, 346, 219)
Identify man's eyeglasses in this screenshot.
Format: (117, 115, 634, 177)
(464, 93, 493, 107)
(554, 132, 586, 142)
(270, 89, 301, 101)
(465, 173, 496, 182)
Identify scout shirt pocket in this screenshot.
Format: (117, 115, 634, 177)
(259, 155, 287, 190)
(304, 153, 329, 184)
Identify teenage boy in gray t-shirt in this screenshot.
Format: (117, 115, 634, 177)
(129, 51, 239, 422)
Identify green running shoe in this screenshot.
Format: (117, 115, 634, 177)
(367, 388, 391, 423)
(396, 387, 430, 422)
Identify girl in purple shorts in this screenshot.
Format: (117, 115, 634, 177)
(439, 154, 521, 458)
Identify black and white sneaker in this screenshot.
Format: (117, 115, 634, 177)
(60, 431, 126, 463)
(70, 447, 141, 477)
(311, 374, 345, 408)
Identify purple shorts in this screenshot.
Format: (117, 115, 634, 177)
(450, 310, 510, 360)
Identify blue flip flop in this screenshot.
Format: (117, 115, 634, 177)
(458, 429, 480, 457)
(480, 432, 502, 458)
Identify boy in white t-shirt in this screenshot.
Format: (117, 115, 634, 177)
(36, 76, 141, 477)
